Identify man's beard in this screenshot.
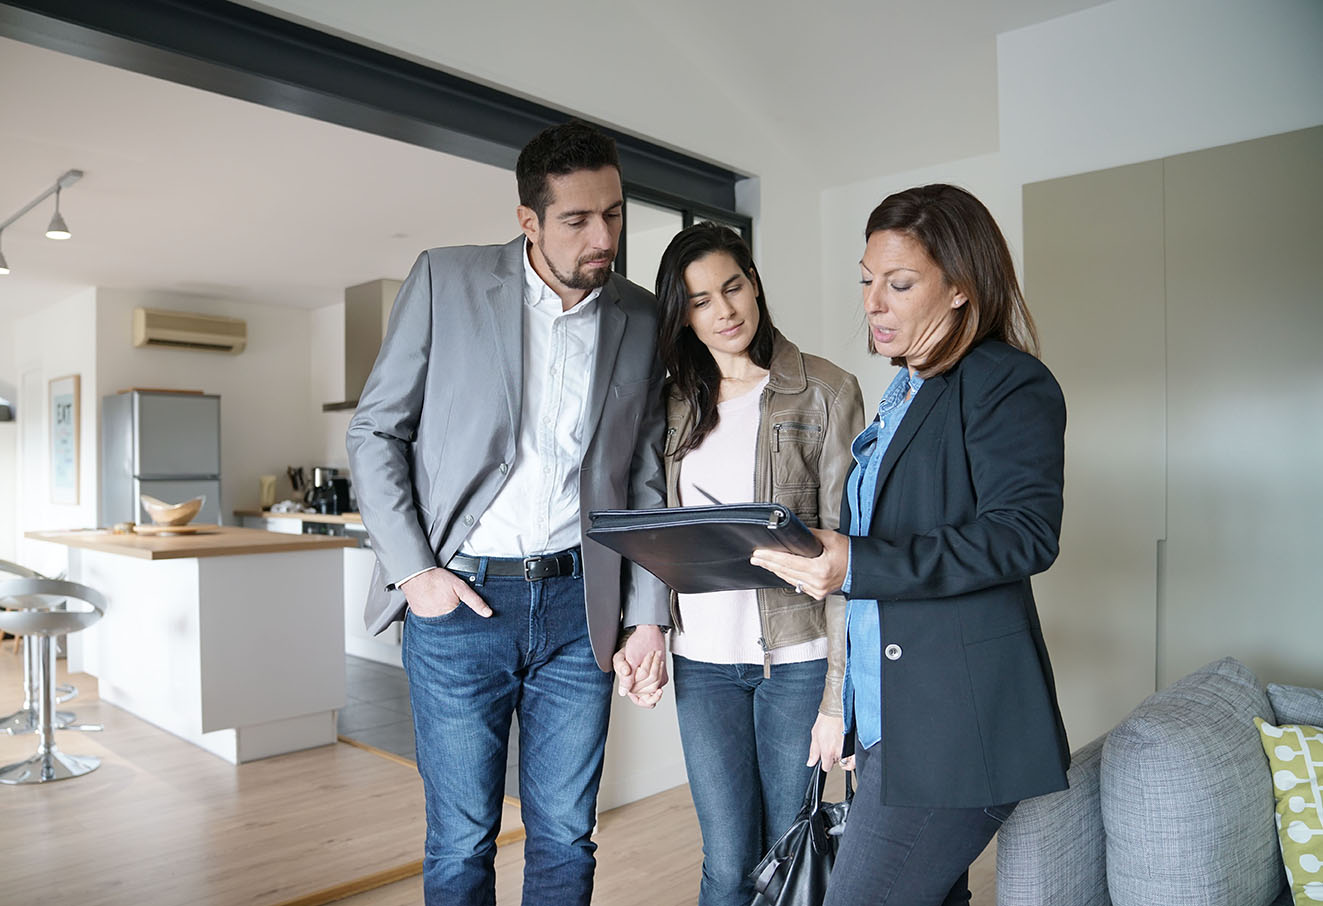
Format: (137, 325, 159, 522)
(540, 239, 613, 291)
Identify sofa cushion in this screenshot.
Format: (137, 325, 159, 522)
(1255, 718, 1323, 905)
(1101, 657, 1284, 906)
(1268, 683, 1323, 727)
(996, 734, 1111, 906)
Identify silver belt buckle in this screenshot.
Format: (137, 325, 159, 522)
(522, 556, 540, 581)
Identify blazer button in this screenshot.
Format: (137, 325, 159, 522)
(498, 463, 509, 475)
(884, 644, 903, 661)
(462, 514, 474, 526)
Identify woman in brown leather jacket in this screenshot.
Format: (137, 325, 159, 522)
(642, 222, 864, 906)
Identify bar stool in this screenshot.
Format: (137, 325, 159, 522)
(0, 559, 91, 735)
(0, 578, 107, 783)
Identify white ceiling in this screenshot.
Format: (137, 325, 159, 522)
(0, 0, 1109, 318)
(238, 0, 1109, 184)
(0, 35, 519, 316)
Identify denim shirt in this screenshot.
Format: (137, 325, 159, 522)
(841, 368, 924, 749)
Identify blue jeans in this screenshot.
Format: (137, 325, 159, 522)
(822, 742, 1017, 906)
(672, 654, 827, 906)
(401, 569, 613, 906)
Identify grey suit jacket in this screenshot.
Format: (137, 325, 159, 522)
(346, 236, 669, 671)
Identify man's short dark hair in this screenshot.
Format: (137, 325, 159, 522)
(516, 121, 620, 221)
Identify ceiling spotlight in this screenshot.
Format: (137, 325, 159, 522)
(0, 169, 83, 270)
(46, 187, 71, 240)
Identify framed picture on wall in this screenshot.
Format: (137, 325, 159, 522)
(50, 374, 80, 505)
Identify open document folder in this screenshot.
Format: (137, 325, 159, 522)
(586, 503, 823, 594)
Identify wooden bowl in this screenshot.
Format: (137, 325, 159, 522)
(140, 494, 205, 526)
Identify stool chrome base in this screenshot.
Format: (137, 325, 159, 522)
(0, 708, 80, 734)
(0, 747, 100, 783)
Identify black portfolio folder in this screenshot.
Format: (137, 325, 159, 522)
(587, 504, 823, 594)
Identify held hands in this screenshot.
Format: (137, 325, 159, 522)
(807, 712, 846, 773)
(399, 567, 492, 619)
(612, 624, 668, 709)
(750, 528, 851, 601)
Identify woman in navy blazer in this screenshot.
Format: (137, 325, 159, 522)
(753, 184, 1070, 905)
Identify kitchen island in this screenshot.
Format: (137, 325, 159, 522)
(234, 509, 402, 667)
(26, 527, 357, 764)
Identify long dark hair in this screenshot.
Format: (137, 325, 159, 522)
(655, 222, 775, 457)
(864, 184, 1039, 376)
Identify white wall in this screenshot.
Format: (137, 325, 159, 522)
(308, 301, 352, 481)
(12, 288, 99, 576)
(95, 289, 326, 522)
(998, 0, 1323, 188)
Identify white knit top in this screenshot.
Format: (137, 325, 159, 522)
(669, 377, 828, 666)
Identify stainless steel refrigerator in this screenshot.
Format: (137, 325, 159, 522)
(101, 390, 223, 527)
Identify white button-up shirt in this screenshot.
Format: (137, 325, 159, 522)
(460, 241, 601, 557)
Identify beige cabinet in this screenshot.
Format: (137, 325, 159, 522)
(1024, 125, 1323, 744)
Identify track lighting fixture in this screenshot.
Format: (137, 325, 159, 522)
(46, 188, 71, 240)
(0, 169, 84, 274)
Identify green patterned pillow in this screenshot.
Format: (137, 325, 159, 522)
(1255, 717, 1323, 904)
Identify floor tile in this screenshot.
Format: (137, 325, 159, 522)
(338, 701, 408, 735)
(350, 719, 416, 756)
(340, 654, 415, 759)
(350, 672, 412, 705)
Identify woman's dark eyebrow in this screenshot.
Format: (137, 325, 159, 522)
(687, 271, 744, 300)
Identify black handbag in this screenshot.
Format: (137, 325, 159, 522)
(750, 769, 853, 906)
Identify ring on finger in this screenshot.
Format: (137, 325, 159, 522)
(795, 583, 804, 594)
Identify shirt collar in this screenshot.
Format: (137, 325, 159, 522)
(522, 238, 602, 314)
(878, 368, 924, 414)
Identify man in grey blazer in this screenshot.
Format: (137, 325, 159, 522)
(346, 122, 669, 905)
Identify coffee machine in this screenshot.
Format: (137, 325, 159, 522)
(307, 467, 352, 514)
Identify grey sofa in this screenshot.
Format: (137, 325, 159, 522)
(997, 656, 1323, 906)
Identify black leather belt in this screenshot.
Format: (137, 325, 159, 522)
(446, 548, 580, 581)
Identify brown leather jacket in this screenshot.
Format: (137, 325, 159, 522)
(664, 331, 865, 714)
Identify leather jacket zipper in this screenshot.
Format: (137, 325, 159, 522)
(772, 421, 822, 452)
(757, 636, 772, 678)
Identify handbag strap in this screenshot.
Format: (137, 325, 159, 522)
(803, 766, 854, 813)
(804, 767, 826, 812)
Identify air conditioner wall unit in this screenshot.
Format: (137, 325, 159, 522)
(132, 307, 247, 354)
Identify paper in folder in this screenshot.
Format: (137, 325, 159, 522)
(586, 503, 823, 594)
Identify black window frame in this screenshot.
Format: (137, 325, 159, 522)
(0, 0, 750, 235)
(616, 185, 753, 283)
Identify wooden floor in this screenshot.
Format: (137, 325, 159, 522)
(0, 653, 996, 904)
(0, 655, 438, 905)
(343, 786, 997, 905)
(339, 765, 998, 905)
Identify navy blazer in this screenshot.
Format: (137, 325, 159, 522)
(844, 340, 1071, 808)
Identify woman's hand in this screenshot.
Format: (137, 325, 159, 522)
(807, 712, 845, 773)
(612, 632, 668, 709)
(751, 528, 850, 600)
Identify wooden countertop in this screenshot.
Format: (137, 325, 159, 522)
(233, 509, 364, 525)
(25, 526, 359, 561)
